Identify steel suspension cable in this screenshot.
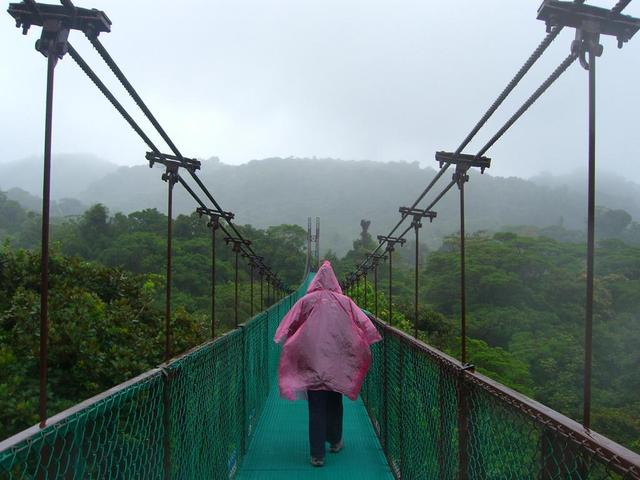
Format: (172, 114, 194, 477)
(85, 35, 263, 256)
(86, 34, 183, 158)
(350, 33, 591, 281)
(67, 44, 160, 154)
(177, 176, 253, 259)
(390, 0, 628, 266)
(424, 179, 457, 214)
(612, 0, 632, 13)
(350, 49, 575, 280)
(458, 0, 635, 164)
(403, 18, 574, 215)
(476, 53, 578, 158)
(348, 21, 576, 276)
(70, 41, 285, 287)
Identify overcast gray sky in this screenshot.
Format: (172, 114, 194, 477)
(1, 1, 639, 181)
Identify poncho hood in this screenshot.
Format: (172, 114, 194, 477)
(306, 260, 342, 294)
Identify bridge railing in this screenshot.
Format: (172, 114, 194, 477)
(362, 315, 640, 480)
(0, 274, 312, 479)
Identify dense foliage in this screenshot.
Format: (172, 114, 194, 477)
(338, 230, 640, 452)
(1, 195, 638, 455)
(0, 248, 205, 436)
(0, 201, 307, 439)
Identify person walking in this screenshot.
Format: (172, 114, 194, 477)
(274, 261, 382, 467)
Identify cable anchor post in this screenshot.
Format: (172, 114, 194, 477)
(160, 164, 180, 362)
(259, 267, 265, 311)
(435, 151, 491, 366)
(370, 253, 386, 319)
(197, 207, 234, 339)
(243, 253, 262, 318)
(399, 207, 437, 338)
(225, 236, 251, 328)
(571, 27, 602, 71)
(8, 0, 110, 430)
(537, 0, 640, 433)
(150, 151, 202, 351)
(377, 235, 406, 325)
(361, 259, 371, 310)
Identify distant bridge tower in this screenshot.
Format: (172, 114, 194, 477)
(307, 217, 320, 271)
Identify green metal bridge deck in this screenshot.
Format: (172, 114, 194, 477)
(238, 386, 392, 479)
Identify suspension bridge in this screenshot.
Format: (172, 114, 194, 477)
(2, 0, 640, 478)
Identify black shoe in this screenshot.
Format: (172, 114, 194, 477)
(329, 440, 343, 453)
(310, 456, 325, 467)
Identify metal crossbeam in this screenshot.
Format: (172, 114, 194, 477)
(537, 0, 640, 48)
(196, 206, 234, 222)
(8, 1, 111, 36)
(225, 236, 251, 251)
(399, 206, 437, 225)
(146, 152, 201, 173)
(377, 235, 406, 246)
(435, 151, 491, 173)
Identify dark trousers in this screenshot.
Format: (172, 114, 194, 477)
(307, 390, 343, 458)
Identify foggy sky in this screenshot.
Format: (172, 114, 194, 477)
(1, 1, 639, 181)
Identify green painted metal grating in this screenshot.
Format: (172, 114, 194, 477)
(236, 387, 392, 479)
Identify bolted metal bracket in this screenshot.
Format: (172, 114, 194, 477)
(242, 252, 263, 268)
(8, 1, 111, 58)
(146, 152, 201, 173)
(436, 151, 491, 190)
(435, 151, 491, 174)
(35, 19, 68, 59)
(224, 236, 251, 253)
(161, 166, 179, 186)
(377, 235, 406, 253)
(399, 206, 437, 229)
(537, 0, 640, 49)
(371, 253, 387, 266)
(196, 206, 234, 230)
(571, 25, 603, 71)
(453, 170, 469, 190)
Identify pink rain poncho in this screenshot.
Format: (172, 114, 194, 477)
(274, 261, 382, 401)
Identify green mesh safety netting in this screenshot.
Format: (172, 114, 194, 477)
(0, 370, 165, 479)
(360, 317, 640, 480)
(0, 274, 312, 479)
(3, 271, 638, 480)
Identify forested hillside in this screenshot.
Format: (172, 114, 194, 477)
(0, 199, 307, 439)
(4, 156, 640, 254)
(336, 230, 640, 453)
(1, 193, 638, 454)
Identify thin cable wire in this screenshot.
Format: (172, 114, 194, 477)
(476, 53, 578, 158)
(425, 180, 457, 213)
(350, 54, 577, 278)
(84, 36, 279, 283)
(348, 24, 574, 277)
(67, 44, 160, 154)
(612, 0, 632, 13)
(70, 45, 284, 286)
(178, 176, 255, 259)
(86, 34, 183, 158)
(346, 0, 596, 280)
